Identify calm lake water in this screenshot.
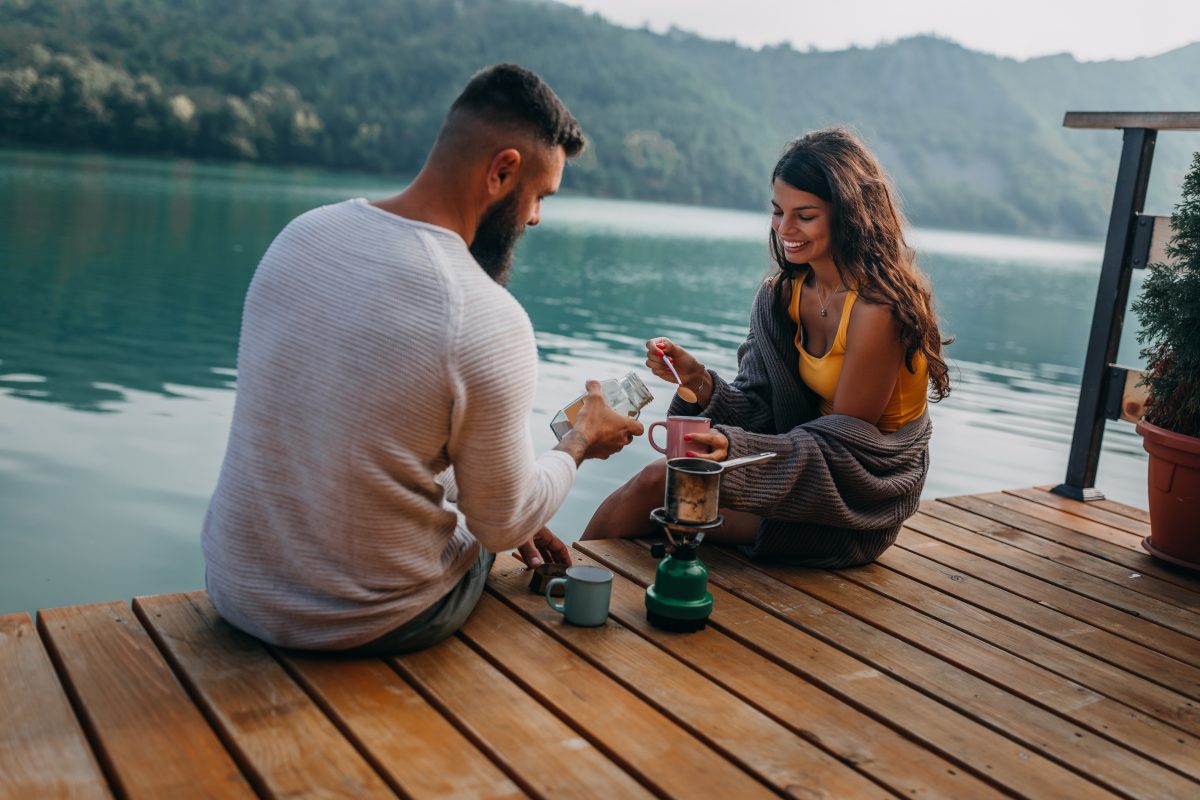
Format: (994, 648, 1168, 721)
(0, 148, 1150, 614)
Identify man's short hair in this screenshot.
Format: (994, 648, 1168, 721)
(449, 64, 585, 157)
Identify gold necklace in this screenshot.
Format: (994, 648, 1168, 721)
(814, 282, 845, 317)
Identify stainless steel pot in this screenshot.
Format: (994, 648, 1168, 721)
(664, 452, 777, 524)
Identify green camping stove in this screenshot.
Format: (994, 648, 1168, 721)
(645, 507, 718, 632)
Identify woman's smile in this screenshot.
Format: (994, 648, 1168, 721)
(781, 238, 812, 254)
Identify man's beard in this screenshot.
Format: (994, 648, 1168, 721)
(470, 192, 525, 287)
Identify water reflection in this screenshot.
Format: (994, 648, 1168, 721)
(0, 148, 1151, 614)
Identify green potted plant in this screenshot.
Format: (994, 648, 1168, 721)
(1132, 151, 1200, 570)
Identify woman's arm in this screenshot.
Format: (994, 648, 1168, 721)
(662, 329, 777, 432)
(659, 282, 784, 432)
(832, 300, 903, 426)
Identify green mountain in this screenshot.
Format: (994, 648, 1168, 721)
(1, 0, 1197, 237)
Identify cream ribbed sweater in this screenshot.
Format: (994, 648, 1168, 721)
(201, 199, 576, 649)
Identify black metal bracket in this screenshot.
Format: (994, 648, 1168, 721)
(1103, 365, 1130, 421)
(1130, 213, 1157, 269)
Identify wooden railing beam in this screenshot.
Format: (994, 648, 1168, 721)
(1064, 112, 1200, 131)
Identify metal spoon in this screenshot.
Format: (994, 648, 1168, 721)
(662, 353, 698, 403)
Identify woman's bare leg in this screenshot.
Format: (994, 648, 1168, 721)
(703, 508, 762, 546)
(581, 459, 666, 540)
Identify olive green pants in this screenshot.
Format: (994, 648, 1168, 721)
(344, 547, 496, 656)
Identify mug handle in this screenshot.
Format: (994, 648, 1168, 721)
(546, 579, 568, 613)
(648, 421, 668, 454)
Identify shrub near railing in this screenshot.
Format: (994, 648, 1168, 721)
(1134, 151, 1200, 438)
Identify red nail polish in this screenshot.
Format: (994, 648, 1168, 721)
(686, 451, 695, 457)
(683, 434, 692, 441)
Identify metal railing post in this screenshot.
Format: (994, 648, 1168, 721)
(1053, 127, 1156, 500)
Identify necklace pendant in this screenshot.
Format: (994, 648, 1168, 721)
(820, 309, 827, 317)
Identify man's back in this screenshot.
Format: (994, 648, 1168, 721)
(201, 199, 573, 649)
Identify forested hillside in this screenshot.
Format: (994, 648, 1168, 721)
(2, 0, 1198, 236)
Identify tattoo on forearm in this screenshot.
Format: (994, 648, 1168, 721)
(553, 429, 590, 465)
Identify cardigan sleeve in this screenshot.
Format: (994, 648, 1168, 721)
(714, 414, 932, 528)
(668, 328, 778, 434)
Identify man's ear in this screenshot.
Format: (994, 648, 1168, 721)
(486, 148, 522, 196)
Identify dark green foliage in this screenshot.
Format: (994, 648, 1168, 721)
(1134, 152, 1200, 437)
(1, 0, 1198, 237)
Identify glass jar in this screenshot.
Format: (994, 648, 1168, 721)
(550, 371, 654, 440)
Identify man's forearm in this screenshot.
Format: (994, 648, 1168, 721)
(553, 429, 590, 466)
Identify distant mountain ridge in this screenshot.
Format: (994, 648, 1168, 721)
(1, 0, 1198, 237)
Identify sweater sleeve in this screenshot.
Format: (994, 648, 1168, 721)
(713, 422, 824, 519)
(668, 327, 777, 433)
(714, 414, 931, 528)
(443, 287, 576, 553)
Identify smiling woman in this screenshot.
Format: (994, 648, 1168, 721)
(582, 128, 950, 569)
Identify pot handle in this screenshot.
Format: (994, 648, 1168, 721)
(720, 451, 777, 472)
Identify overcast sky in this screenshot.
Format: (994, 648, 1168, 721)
(556, 0, 1200, 62)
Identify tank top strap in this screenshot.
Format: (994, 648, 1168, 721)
(833, 290, 858, 350)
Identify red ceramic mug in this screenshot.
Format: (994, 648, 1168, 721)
(648, 416, 713, 459)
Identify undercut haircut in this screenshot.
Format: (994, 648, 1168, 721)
(445, 64, 585, 157)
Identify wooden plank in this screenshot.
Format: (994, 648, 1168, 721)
(946, 493, 1200, 611)
(132, 592, 393, 799)
(987, 490, 1198, 594)
(1016, 487, 1152, 537)
(1063, 111, 1200, 130)
(1147, 214, 1174, 267)
(577, 539, 1111, 800)
(457, 591, 777, 799)
(917, 501, 1200, 642)
(480, 554, 892, 799)
(1034, 485, 1153, 524)
(276, 651, 525, 799)
(687, 545, 1200, 798)
(494, 548, 1006, 800)
(997, 490, 1200, 593)
(923, 496, 1143, 552)
(899, 519, 1200, 669)
(816, 556, 1200, 738)
(392, 637, 654, 800)
(0, 612, 110, 800)
(877, 542, 1200, 703)
(1118, 367, 1150, 422)
(36, 602, 253, 799)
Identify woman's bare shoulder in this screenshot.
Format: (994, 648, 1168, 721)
(846, 297, 901, 351)
(849, 296, 897, 326)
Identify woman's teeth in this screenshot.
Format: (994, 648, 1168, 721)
(783, 239, 810, 248)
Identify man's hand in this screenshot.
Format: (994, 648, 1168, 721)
(556, 380, 644, 464)
(512, 526, 572, 569)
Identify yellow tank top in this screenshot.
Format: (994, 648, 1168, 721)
(789, 280, 928, 433)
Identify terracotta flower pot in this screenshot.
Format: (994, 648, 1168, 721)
(1136, 418, 1200, 571)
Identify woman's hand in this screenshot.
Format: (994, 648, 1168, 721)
(683, 429, 728, 461)
(645, 337, 708, 400)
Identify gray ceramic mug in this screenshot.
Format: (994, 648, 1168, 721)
(545, 565, 613, 626)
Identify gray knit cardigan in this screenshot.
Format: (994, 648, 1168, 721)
(669, 277, 932, 567)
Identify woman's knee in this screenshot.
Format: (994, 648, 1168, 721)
(630, 458, 667, 498)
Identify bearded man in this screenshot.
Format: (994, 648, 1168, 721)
(201, 64, 641, 653)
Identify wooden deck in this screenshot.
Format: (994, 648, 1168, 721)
(3, 486, 1199, 799)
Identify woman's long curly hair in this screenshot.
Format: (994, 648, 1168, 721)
(769, 128, 952, 401)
